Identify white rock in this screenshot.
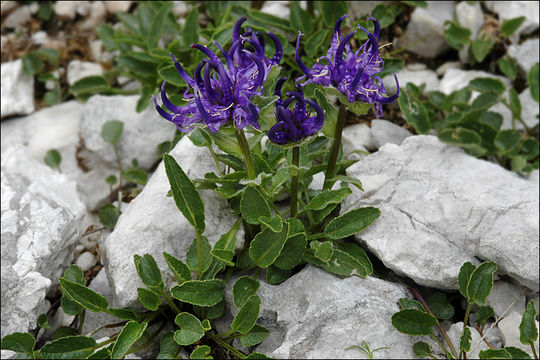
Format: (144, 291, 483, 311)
(371, 119, 412, 148)
(104, 1, 132, 14)
(54, 1, 78, 20)
(518, 87, 540, 130)
(342, 136, 539, 290)
(436, 61, 462, 77)
(102, 136, 245, 309)
(3, 4, 32, 28)
(348, 1, 392, 19)
(394, 1, 454, 58)
(31, 31, 49, 46)
(74, 1, 92, 17)
(440, 68, 512, 95)
(75, 251, 97, 272)
(218, 266, 417, 358)
(508, 38, 540, 77)
(1, 1, 18, 14)
(1, 59, 35, 119)
(384, 64, 439, 95)
(67, 60, 104, 86)
(447, 323, 488, 359)
(172, 1, 189, 17)
(78, 1, 107, 31)
(456, 1, 484, 63)
(486, 281, 527, 318)
(498, 310, 539, 353)
(260, 1, 290, 19)
(81, 269, 119, 338)
(342, 123, 376, 155)
(485, 1, 540, 37)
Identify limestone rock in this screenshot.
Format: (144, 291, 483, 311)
(384, 64, 439, 95)
(439, 69, 512, 95)
(436, 61, 462, 77)
(104, 1, 132, 14)
(102, 136, 244, 309)
(508, 38, 540, 77)
(67, 60, 104, 86)
(3, 5, 32, 29)
(260, 1, 290, 19)
(486, 281, 527, 318)
(370, 119, 412, 149)
(342, 136, 539, 291)
(447, 323, 488, 359)
(53, 1, 78, 20)
(498, 310, 539, 353)
(342, 123, 375, 154)
(75, 251, 97, 272)
(1, 59, 35, 119)
(485, 1, 540, 37)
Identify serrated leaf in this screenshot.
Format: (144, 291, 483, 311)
(478, 349, 511, 359)
(399, 298, 426, 312)
(170, 279, 225, 307)
(163, 252, 192, 284)
(156, 332, 179, 359)
(186, 236, 212, 274)
(232, 295, 261, 334)
(70, 76, 110, 95)
(137, 287, 161, 311)
(174, 312, 204, 346)
(122, 168, 148, 185)
(317, 1, 348, 27)
(249, 223, 289, 268)
(324, 207, 380, 240)
(413, 341, 432, 358)
(494, 130, 522, 155)
(498, 56, 518, 80)
(37, 313, 51, 330)
(191, 345, 212, 359)
(135, 254, 164, 290)
(469, 78, 506, 96)
(311, 241, 334, 262)
(398, 91, 430, 134)
(233, 276, 260, 308)
(505, 346, 531, 359)
(520, 300, 538, 345)
(22, 52, 43, 76)
(59, 278, 108, 313)
(163, 154, 205, 234)
(111, 321, 147, 359)
(528, 63, 539, 102)
(391, 309, 437, 336)
(289, 1, 312, 34)
(500, 16, 525, 38)
(240, 186, 272, 225)
(1, 332, 35, 354)
(467, 261, 497, 305)
(306, 188, 352, 211)
(39, 336, 96, 359)
(472, 37, 494, 63)
(458, 262, 477, 298)
(460, 327, 472, 352)
(443, 21, 471, 50)
(240, 324, 270, 347)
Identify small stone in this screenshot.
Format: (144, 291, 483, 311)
(447, 322, 488, 359)
(486, 280, 527, 318)
(172, 1, 189, 17)
(1, 59, 35, 119)
(456, 1, 484, 63)
(439, 69, 511, 95)
(518, 87, 540, 130)
(498, 310, 539, 353)
(78, 1, 107, 31)
(348, 1, 392, 20)
(342, 123, 376, 154)
(507, 38, 540, 77)
(3, 5, 32, 29)
(31, 31, 49, 46)
(260, 1, 290, 19)
(384, 64, 439, 95)
(54, 1, 78, 20)
(75, 252, 97, 272)
(436, 61, 462, 77)
(66, 60, 104, 86)
(104, 1, 132, 14)
(484, 1, 540, 37)
(371, 119, 412, 148)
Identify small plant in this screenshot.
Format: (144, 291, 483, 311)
(346, 340, 391, 359)
(44, 148, 62, 172)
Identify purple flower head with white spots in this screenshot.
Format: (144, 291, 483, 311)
(295, 15, 399, 117)
(153, 17, 283, 133)
(268, 77, 325, 145)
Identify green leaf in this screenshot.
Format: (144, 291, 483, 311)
(306, 29, 329, 58)
(438, 127, 487, 157)
(508, 88, 522, 119)
(478, 349, 512, 359)
(38, 2, 53, 20)
(1, 332, 35, 354)
(61, 295, 82, 316)
(467, 261, 497, 305)
(51, 327, 80, 341)
(157, 332, 179, 360)
(44, 149, 62, 169)
(426, 292, 454, 320)
(232, 295, 261, 334)
(413, 341, 432, 358)
(494, 130, 522, 155)
(137, 287, 161, 311)
(44, 84, 62, 106)
(273, 232, 307, 270)
(458, 261, 477, 298)
(201, 319, 211, 331)
(240, 324, 270, 347)
(443, 21, 472, 50)
(520, 300, 538, 345)
(399, 298, 426, 312)
(398, 91, 431, 134)
(186, 236, 212, 274)
(122, 168, 148, 185)
(116, 55, 157, 77)
(311, 241, 334, 262)
(306, 188, 352, 211)
(265, 265, 293, 285)
(34, 48, 59, 66)
(163, 154, 206, 234)
(39, 336, 96, 359)
(304, 248, 370, 277)
(106, 308, 141, 321)
(163, 252, 192, 284)
(475, 306, 495, 326)
(472, 92, 499, 110)
(289, 1, 312, 34)
(528, 63, 539, 102)
(98, 204, 120, 231)
(233, 276, 260, 308)
(174, 312, 205, 346)
(105, 175, 118, 186)
(170, 279, 225, 307)
(500, 16, 525, 38)
(191, 345, 213, 359)
(101, 120, 124, 144)
(37, 313, 51, 330)
(498, 56, 518, 80)
(505, 347, 531, 359)
(148, 3, 172, 48)
(189, 128, 213, 147)
(391, 309, 437, 336)
(22, 52, 43, 76)
(246, 9, 292, 31)
(315, 87, 338, 137)
(158, 64, 186, 87)
(258, 215, 283, 233)
(317, 1, 348, 27)
(70, 76, 110, 95)
(59, 278, 108, 313)
(402, 1, 428, 7)
(184, 8, 199, 46)
(111, 321, 147, 359)
(469, 78, 506, 96)
(521, 138, 539, 161)
(136, 85, 152, 113)
(323, 207, 380, 240)
(135, 254, 164, 290)
(209, 128, 242, 156)
(249, 223, 289, 268)
(472, 37, 495, 63)
(460, 327, 472, 352)
(88, 346, 111, 359)
(240, 186, 272, 225)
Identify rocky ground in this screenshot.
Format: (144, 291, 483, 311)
(1, 1, 539, 359)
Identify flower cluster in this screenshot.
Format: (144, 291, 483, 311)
(268, 77, 325, 145)
(153, 17, 283, 133)
(295, 15, 399, 117)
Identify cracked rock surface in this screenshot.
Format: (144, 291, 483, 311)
(342, 135, 539, 291)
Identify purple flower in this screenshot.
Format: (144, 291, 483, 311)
(295, 15, 399, 117)
(268, 77, 325, 145)
(153, 17, 283, 133)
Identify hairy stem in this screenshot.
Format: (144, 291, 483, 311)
(210, 334, 246, 359)
(323, 103, 347, 190)
(290, 146, 300, 217)
(157, 288, 181, 314)
(235, 128, 256, 180)
(531, 343, 538, 360)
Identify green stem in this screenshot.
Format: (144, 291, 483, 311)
(126, 319, 166, 355)
(208, 145, 224, 176)
(196, 230, 203, 279)
(323, 103, 347, 190)
(297, 197, 315, 226)
(113, 143, 123, 212)
(290, 146, 300, 217)
(235, 128, 256, 180)
(430, 334, 449, 356)
(210, 335, 246, 359)
(307, 233, 325, 240)
(532, 343, 538, 360)
(78, 310, 86, 335)
(459, 303, 473, 359)
(157, 287, 182, 314)
(95, 334, 118, 348)
(500, 98, 532, 134)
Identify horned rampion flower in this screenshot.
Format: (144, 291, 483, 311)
(153, 17, 283, 133)
(268, 77, 325, 145)
(295, 15, 399, 117)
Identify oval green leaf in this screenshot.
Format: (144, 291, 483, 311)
(59, 278, 108, 313)
(70, 76, 110, 95)
(170, 279, 225, 307)
(163, 251, 192, 284)
(519, 300, 538, 345)
(39, 336, 96, 359)
(101, 120, 124, 144)
(324, 207, 380, 239)
(467, 261, 497, 305)
(232, 295, 261, 334)
(44, 149, 62, 168)
(157, 332, 180, 360)
(135, 253, 164, 290)
(1, 332, 35, 353)
(174, 312, 204, 346)
(240, 186, 272, 225)
(137, 287, 161, 311)
(391, 309, 437, 336)
(233, 276, 260, 308)
(249, 224, 289, 268)
(239, 324, 270, 347)
(122, 168, 148, 185)
(111, 321, 147, 359)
